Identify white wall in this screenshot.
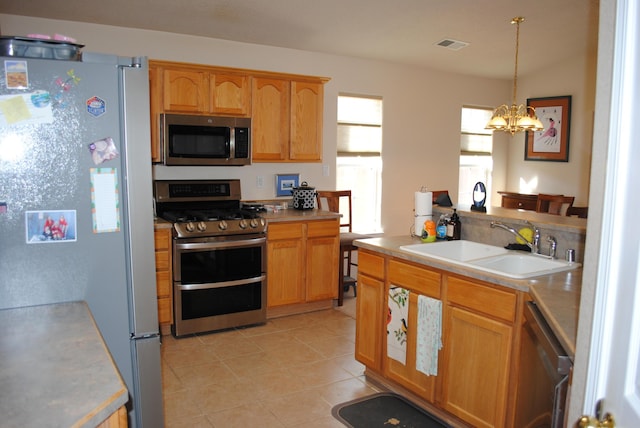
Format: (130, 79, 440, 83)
(504, 53, 596, 206)
(0, 14, 595, 235)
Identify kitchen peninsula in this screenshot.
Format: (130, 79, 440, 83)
(353, 207, 584, 427)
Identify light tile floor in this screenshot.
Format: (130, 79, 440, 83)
(161, 296, 383, 427)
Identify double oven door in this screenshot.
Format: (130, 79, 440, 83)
(172, 233, 266, 337)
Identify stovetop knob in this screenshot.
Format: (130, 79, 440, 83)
(197, 221, 207, 232)
(239, 219, 248, 229)
(250, 218, 258, 228)
(185, 222, 195, 232)
(218, 220, 228, 231)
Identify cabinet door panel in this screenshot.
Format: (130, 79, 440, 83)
(267, 239, 305, 306)
(388, 259, 441, 298)
(359, 250, 385, 280)
(210, 73, 251, 116)
(290, 81, 323, 161)
(355, 274, 384, 370)
(252, 77, 290, 161)
(307, 218, 338, 237)
(448, 276, 516, 322)
(385, 292, 437, 402)
(163, 69, 208, 112)
(442, 306, 512, 428)
(306, 236, 339, 301)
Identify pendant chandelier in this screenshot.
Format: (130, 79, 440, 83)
(485, 17, 544, 135)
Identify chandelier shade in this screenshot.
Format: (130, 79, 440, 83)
(486, 17, 544, 135)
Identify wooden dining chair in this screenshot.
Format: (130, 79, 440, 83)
(566, 206, 589, 218)
(536, 194, 575, 215)
(316, 190, 371, 306)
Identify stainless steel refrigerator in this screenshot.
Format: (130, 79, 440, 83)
(0, 52, 163, 427)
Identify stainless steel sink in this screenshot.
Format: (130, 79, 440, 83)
(399, 240, 580, 279)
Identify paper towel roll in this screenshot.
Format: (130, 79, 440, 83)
(415, 191, 433, 216)
(414, 215, 432, 237)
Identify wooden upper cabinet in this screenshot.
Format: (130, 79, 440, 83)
(163, 68, 209, 113)
(290, 81, 324, 161)
(251, 77, 290, 162)
(148, 63, 162, 163)
(160, 65, 251, 116)
(210, 73, 251, 116)
(252, 77, 326, 162)
(147, 60, 329, 164)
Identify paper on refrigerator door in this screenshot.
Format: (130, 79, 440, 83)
(90, 168, 120, 233)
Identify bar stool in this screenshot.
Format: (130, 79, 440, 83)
(316, 190, 371, 306)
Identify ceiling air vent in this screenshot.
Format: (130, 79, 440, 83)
(436, 39, 469, 51)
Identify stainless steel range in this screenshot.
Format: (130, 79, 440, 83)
(154, 180, 267, 337)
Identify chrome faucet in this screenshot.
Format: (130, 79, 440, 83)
(546, 236, 557, 259)
(490, 220, 541, 254)
(524, 220, 541, 254)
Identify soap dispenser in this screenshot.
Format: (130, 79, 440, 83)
(447, 209, 462, 240)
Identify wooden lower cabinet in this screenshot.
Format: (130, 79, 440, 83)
(355, 274, 383, 369)
(154, 228, 173, 333)
(267, 219, 339, 309)
(96, 405, 127, 428)
(442, 307, 513, 427)
(385, 259, 441, 403)
(355, 252, 523, 428)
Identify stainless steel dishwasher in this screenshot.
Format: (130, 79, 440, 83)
(514, 301, 572, 428)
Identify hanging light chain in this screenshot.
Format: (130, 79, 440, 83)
(511, 17, 524, 106)
(485, 16, 544, 135)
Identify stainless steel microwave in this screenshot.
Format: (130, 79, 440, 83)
(160, 113, 251, 166)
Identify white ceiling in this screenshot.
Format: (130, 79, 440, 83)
(0, 0, 600, 79)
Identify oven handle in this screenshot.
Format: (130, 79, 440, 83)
(174, 236, 266, 251)
(177, 275, 266, 291)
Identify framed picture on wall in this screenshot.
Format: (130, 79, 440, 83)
(525, 95, 572, 162)
(275, 173, 299, 197)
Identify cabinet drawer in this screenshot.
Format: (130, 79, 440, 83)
(154, 228, 171, 250)
(157, 297, 172, 324)
(268, 222, 304, 240)
(155, 251, 170, 271)
(359, 250, 385, 280)
(388, 259, 441, 298)
(447, 276, 516, 322)
(156, 270, 171, 298)
(307, 219, 339, 238)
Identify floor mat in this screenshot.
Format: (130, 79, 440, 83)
(332, 392, 451, 428)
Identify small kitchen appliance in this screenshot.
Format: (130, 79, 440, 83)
(292, 181, 316, 210)
(160, 113, 251, 166)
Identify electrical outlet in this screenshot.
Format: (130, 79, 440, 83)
(256, 175, 264, 188)
(322, 164, 330, 177)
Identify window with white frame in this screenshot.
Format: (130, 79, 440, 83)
(336, 95, 383, 234)
(459, 107, 494, 207)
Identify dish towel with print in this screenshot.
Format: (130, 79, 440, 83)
(416, 295, 442, 376)
(387, 286, 409, 364)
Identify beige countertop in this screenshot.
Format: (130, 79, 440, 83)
(354, 235, 581, 359)
(0, 302, 129, 427)
(259, 208, 341, 222)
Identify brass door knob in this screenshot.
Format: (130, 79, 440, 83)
(578, 413, 615, 428)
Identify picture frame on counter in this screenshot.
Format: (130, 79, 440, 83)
(525, 95, 572, 162)
(275, 173, 299, 197)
